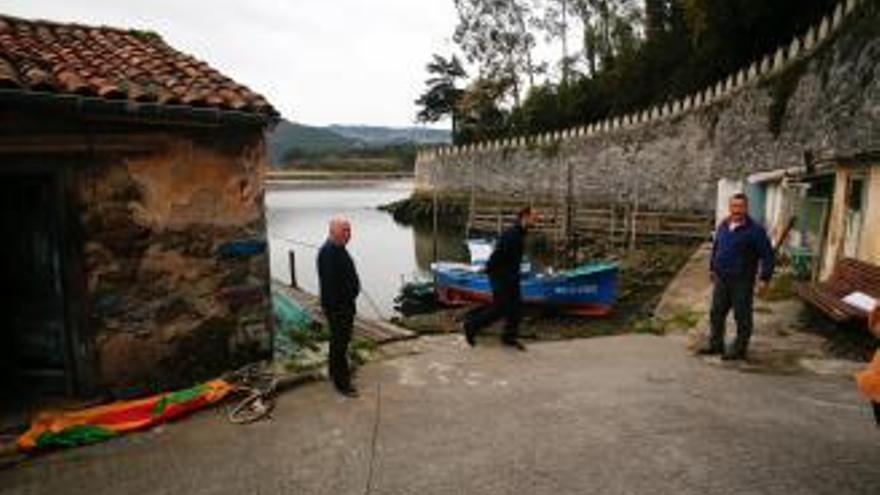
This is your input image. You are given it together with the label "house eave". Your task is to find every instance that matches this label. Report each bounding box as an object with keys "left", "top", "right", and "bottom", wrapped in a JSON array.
[{"left": 0, "top": 88, "right": 279, "bottom": 129}]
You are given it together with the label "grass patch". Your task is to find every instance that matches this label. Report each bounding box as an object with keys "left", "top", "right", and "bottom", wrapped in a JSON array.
[
  {"left": 630, "top": 310, "right": 702, "bottom": 336},
  {"left": 350, "top": 338, "right": 379, "bottom": 366},
  {"left": 758, "top": 272, "right": 797, "bottom": 302}
]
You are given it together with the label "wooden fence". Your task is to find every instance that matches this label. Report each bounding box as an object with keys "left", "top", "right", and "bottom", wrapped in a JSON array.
[{"left": 466, "top": 197, "right": 713, "bottom": 245}]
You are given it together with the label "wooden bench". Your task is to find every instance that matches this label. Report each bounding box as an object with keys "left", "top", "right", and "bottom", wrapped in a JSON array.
[{"left": 796, "top": 258, "right": 880, "bottom": 326}]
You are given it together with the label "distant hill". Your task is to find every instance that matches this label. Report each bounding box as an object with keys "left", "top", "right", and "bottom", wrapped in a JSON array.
[
  {"left": 266, "top": 121, "right": 360, "bottom": 165},
  {"left": 327, "top": 125, "right": 451, "bottom": 147},
  {"left": 267, "top": 120, "right": 451, "bottom": 166}
]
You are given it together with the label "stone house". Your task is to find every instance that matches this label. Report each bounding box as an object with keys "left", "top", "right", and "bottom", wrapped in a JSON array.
[
  {"left": 718, "top": 150, "right": 880, "bottom": 281},
  {"left": 0, "top": 15, "right": 279, "bottom": 401},
  {"left": 815, "top": 155, "right": 880, "bottom": 280}
]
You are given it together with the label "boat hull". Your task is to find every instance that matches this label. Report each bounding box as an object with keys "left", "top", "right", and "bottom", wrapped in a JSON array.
[{"left": 432, "top": 262, "right": 618, "bottom": 316}]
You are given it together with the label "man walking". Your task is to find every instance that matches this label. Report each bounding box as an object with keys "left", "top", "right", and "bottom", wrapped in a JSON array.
[
  {"left": 463, "top": 207, "right": 537, "bottom": 351},
  {"left": 317, "top": 216, "right": 361, "bottom": 397},
  {"left": 699, "top": 193, "right": 775, "bottom": 361}
]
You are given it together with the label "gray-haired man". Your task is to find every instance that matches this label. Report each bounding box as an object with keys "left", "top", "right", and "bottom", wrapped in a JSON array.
[{"left": 317, "top": 216, "right": 360, "bottom": 397}]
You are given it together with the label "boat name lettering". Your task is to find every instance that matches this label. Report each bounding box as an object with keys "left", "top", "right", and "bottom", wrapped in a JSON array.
[{"left": 553, "top": 285, "right": 599, "bottom": 295}]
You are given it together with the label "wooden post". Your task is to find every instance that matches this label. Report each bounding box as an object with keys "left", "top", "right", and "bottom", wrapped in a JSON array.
[
  {"left": 467, "top": 158, "right": 476, "bottom": 238},
  {"left": 432, "top": 188, "right": 439, "bottom": 262},
  {"left": 553, "top": 201, "right": 560, "bottom": 268},
  {"left": 609, "top": 206, "right": 616, "bottom": 244},
  {"left": 630, "top": 184, "right": 640, "bottom": 251},
  {"left": 565, "top": 159, "right": 574, "bottom": 264},
  {"left": 288, "top": 250, "right": 298, "bottom": 288}
]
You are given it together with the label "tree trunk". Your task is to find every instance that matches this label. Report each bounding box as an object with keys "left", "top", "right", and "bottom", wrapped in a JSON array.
[
  {"left": 561, "top": 0, "right": 569, "bottom": 84},
  {"left": 584, "top": 25, "right": 598, "bottom": 75},
  {"left": 601, "top": 0, "right": 611, "bottom": 64},
  {"left": 645, "top": 0, "right": 665, "bottom": 42}
]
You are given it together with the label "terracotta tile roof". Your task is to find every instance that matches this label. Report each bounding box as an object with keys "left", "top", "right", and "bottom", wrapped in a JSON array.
[{"left": 0, "top": 14, "right": 278, "bottom": 118}]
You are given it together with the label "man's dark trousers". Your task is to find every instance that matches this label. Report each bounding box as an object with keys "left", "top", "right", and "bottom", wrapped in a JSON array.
[
  {"left": 326, "top": 305, "right": 355, "bottom": 391},
  {"left": 709, "top": 275, "right": 754, "bottom": 353},
  {"left": 317, "top": 239, "right": 360, "bottom": 392},
  {"left": 466, "top": 274, "right": 521, "bottom": 341}
]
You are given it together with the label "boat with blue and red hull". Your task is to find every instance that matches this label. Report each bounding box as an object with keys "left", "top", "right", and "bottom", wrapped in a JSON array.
[{"left": 432, "top": 260, "right": 619, "bottom": 316}]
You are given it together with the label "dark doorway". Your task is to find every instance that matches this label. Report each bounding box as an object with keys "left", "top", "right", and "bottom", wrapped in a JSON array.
[{"left": 1, "top": 174, "right": 71, "bottom": 410}]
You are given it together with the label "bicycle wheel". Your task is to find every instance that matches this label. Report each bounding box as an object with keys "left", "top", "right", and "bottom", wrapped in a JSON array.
[{"left": 229, "top": 392, "right": 276, "bottom": 424}]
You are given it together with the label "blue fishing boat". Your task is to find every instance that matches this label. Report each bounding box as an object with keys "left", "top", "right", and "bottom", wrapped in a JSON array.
[{"left": 431, "top": 240, "right": 619, "bottom": 316}]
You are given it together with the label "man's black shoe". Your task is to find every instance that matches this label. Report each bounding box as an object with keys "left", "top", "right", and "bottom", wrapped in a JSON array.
[
  {"left": 696, "top": 346, "right": 724, "bottom": 356},
  {"left": 721, "top": 350, "right": 747, "bottom": 361},
  {"left": 336, "top": 386, "right": 360, "bottom": 398},
  {"left": 501, "top": 338, "right": 527, "bottom": 352},
  {"left": 463, "top": 323, "right": 476, "bottom": 347}
]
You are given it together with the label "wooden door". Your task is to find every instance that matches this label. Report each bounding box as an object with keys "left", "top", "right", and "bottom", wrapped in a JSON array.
[{"left": 0, "top": 175, "right": 69, "bottom": 396}]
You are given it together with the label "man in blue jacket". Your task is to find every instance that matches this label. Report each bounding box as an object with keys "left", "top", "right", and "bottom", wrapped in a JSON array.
[
  {"left": 463, "top": 207, "right": 537, "bottom": 351},
  {"left": 699, "top": 193, "right": 775, "bottom": 361},
  {"left": 317, "top": 216, "right": 361, "bottom": 397}
]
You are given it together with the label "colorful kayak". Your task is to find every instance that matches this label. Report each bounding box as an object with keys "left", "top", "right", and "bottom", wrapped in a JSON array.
[
  {"left": 17, "top": 379, "right": 234, "bottom": 452},
  {"left": 432, "top": 260, "right": 619, "bottom": 316}
]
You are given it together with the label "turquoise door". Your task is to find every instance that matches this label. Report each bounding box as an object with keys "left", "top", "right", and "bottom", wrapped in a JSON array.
[{"left": 746, "top": 183, "right": 767, "bottom": 225}]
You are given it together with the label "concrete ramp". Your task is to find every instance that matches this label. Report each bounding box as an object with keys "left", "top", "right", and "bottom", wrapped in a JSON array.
[{"left": 654, "top": 243, "right": 714, "bottom": 319}]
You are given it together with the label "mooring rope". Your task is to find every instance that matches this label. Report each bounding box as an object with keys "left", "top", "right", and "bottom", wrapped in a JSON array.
[{"left": 269, "top": 234, "right": 388, "bottom": 321}]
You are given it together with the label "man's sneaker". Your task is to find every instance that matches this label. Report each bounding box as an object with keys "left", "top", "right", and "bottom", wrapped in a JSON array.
[
  {"left": 721, "top": 349, "right": 747, "bottom": 361},
  {"left": 501, "top": 338, "right": 527, "bottom": 352},
  {"left": 336, "top": 386, "right": 359, "bottom": 398},
  {"left": 696, "top": 345, "right": 724, "bottom": 356}
]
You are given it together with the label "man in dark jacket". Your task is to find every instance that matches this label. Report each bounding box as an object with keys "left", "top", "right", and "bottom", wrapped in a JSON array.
[
  {"left": 463, "top": 207, "right": 537, "bottom": 351},
  {"left": 317, "top": 216, "right": 361, "bottom": 397},
  {"left": 699, "top": 193, "right": 775, "bottom": 361}
]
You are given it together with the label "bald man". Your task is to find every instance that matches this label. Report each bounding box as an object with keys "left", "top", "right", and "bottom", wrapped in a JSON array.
[{"left": 317, "top": 217, "right": 361, "bottom": 398}]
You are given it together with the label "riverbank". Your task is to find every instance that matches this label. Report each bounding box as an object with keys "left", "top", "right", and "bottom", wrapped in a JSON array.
[
  {"left": 265, "top": 171, "right": 413, "bottom": 186},
  {"left": 394, "top": 240, "right": 874, "bottom": 378},
  {"left": 393, "top": 242, "right": 701, "bottom": 340},
  {"left": 378, "top": 192, "right": 469, "bottom": 227}
]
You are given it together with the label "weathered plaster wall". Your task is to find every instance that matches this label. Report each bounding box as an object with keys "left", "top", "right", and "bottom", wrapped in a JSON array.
[
  {"left": 820, "top": 168, "right": 852, "bottom": 279},
  {"left": 415, "top": 0, "right": 880, "bottom": 213},
  {"left": 79, "top": 132, "right": 272, "bottom": 391},
  {"left": 857, "top": 165, "right": 880, "bottom": 264},
  {"left": 819, "top": 164, "right": 880, "bottom": 280}
]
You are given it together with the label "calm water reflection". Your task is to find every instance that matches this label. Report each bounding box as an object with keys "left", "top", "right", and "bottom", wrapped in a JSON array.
[{"left": 265, "top": 181, "right": 466, "bottom": 317}]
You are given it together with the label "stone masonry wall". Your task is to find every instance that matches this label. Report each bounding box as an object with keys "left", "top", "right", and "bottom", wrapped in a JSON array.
[
  {"left": 78, "top": 132, "right": 272, "bottom": 391},
  {"left": 415, "top": 0, "right": 880, "bottom": 212}
]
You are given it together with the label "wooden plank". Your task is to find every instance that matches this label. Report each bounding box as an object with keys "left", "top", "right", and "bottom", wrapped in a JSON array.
[
  {"left": 272, "top": 283, "right": 415, "bottom": 344},
  {"left": 796, "top": 258, "right": 880, "bottom": 325}
]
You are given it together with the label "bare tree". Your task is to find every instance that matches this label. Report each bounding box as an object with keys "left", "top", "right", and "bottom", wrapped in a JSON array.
[{"left": 453, "top": 0, "right": 539, "bottom": 107}]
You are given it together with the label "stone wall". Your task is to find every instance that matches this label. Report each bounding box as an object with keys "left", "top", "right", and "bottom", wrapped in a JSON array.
[
  {"left": 415, "top": 0, "right": 880, "bottom": 212},
  {"left": 79, "top": 131, "right": 272, "bottom": 391}
]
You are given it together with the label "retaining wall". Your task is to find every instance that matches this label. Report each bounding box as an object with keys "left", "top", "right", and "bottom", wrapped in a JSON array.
[{"left": 416, "top": 0, "right": 880, "bottom": 212}]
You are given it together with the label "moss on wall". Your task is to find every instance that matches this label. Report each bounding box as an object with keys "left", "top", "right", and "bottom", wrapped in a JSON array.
[
  {"left": 765, "top": 59, "right": 808, "bottom": 138},
  {"left": 80, "top": 133, "right": 273, "bottom": 391}
]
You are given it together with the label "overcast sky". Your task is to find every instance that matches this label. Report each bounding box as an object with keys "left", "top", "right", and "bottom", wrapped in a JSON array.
[{"left": 4, "top": 0, "right": 460, "bottom": 127}]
